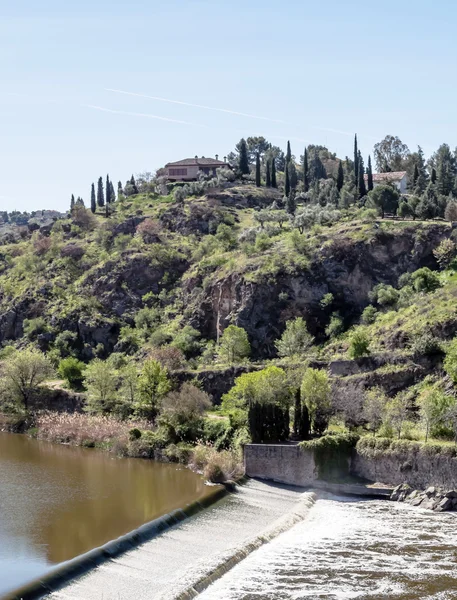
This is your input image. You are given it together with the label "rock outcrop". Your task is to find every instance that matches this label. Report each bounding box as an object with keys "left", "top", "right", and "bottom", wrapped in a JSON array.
[{"left": 390, "top": 483, "right": 457, "bottom": 512}]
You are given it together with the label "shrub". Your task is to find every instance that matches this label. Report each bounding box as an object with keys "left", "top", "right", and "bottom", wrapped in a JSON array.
[
  {"left": 301, "top": 368, "right": 331, "bottom": 435},
  {"left": 325, "top": 313, "right": 344, "bottom": 338},
  {"left": 58, "top": 357, "right": 86, "bottom": 389},
  {"left": 410, "top": 332, "right": 443, "bottom": 357},
  {"left": 433, "top": 239, "right": 456, "bottom": 270},
  {"left": 369, "top": 283, "right": 399, "bottom": 307},
  {"left": 136, "top": 218, "right": 161, "bottom": 243},
  {"left": 159, "top": 383, "right": 211, "bottom": 443},
  {"left": 444, "top": 338, "right": 457, "bottom": 383},
  {"left": 54, "top": 330, "right": 78, "bottom": 357},
  {"left": 348, "top": 328, "right": 370, "bottom": 359},
  {"left": 148, "top": 345, "right": 186, "bottom": 370},
  {"left": 23, "top": 317, "right": 50, "bottom": 340},
  {"left": 361, "top": 305, "right": 378, "bottom": 325},
  {"left": 410, "top": 267, "right": 440, "bottom": 293},
  {"left": 275, "top": 317, "right": 314, "bottom": 357},
  {"left": 190, "top": 444, "right": 243, "bottom": 483}
]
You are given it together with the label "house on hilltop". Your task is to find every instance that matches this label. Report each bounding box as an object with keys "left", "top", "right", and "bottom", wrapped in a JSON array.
[
  {"left": 165, "top": 155, "right": 230, "bottom": 181},
  {"left": 365, "top": 171, "right": 409, "bottom": 194}
]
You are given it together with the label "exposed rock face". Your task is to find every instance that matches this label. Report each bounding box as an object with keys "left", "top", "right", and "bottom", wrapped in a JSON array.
[
  {"left": 390, "top": 483, "right": 457, "bottom": 512},
  {"left": 188, "top": 224, "right": 449, "bottom": 357}
]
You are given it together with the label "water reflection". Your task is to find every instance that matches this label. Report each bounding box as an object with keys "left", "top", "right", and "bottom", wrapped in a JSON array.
[{"left": 0, "top": 432, "right": 210, "bottom": 596}]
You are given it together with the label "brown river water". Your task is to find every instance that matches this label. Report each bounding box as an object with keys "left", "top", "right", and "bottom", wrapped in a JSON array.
[{"left": 0, "top": 432, "right": 211, "bottom": 598}]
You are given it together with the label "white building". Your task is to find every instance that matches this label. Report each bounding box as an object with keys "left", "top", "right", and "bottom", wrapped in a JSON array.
[{"left": 368, "top": 171, "right": 409, "bottom": 194}]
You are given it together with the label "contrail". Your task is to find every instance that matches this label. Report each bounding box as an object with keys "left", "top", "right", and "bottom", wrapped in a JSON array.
[
  {"left": 83, "top": 104, "right": 206, "bottom": 127},
  {"left": 105, "top": 88, "right": 286, "bottom": 124}
]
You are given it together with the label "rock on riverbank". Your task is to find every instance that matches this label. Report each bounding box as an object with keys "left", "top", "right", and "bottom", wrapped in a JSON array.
[{"left": 390, "top": 483, "right": 457, "bottom": 512}]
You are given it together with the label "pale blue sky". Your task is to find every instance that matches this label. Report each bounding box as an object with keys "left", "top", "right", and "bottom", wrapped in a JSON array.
[{"left": 2, "top": 0, "right": 457, "bottom": 212}]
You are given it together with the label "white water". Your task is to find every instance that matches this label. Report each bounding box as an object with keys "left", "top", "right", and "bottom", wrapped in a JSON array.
[
  {"left": 49, "top": 480, "right": 307, "bottom": 600},
  {"left": 199, "top": 495, "right": 457, "bottom": 600}
]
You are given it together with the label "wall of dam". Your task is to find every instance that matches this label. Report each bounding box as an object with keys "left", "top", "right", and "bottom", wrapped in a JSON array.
[{"left": 244, "top": 439, "right": 457, "bottom": 492}]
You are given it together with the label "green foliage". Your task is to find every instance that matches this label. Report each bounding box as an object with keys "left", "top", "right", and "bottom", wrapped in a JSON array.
[
  {"left": 348, "top": 327, "right": 370, "bottom": 358},
  {"left": 135, "top": 359, "right": 171, "bottom": 421},
  {"left": 54, "top": 330, "right": 78, "bottom": 358},
  {"left": 300, "top": 433, "right": 359, "bottom": 480},
  {"left": 361, "top": 305, "right": 378, "bottom": 324},
  {"left": 433, "top": 239, "right": 456, "bottom": 269},
  {"left": 300, "top": 368, "right": 331, "bottom": 435},
  {"left": 410, "top": 332, "right": 443, "bottom": 357},
  {"left": 0, "top": 349, "right": 53, "bottom": 412},
  {"left": 84, "top": 358, "right": 119, "bottom": 414},
  {"left": 23, "top": 317, "right": 50, "bottom": 340},
  {"left": 275, "top": 317, "right": 314, "bottom": 358},
  {"left": 417, "top": 383, "right": 452, "bottom": 442},
  {"left": 362, "top": 387, "right": 388, "bottom": 433},
  {"left": 410, "top": 267, "right": 440, "bottom": 293},
  {"left": 58, "top": 357, "right": 86, "bottom": 389},
  {"left": 444, "top": 338, "right": 457, "bottom": 383},
  {"left": 367, "top": 184, "right": 400, "bottom": 217},
  {"left": 159, "top": 383, "right": 211, "bottom": 443},
  {"left": 369, "top": 283, "right": 399, "bottom": 307},
  {"left": 217, "top": 325, "right": 250, "bottom": 364},
  {"left": 325, "top": 313, "right": 344, "bottom": 338},
  {"left": 171, "top": 325, "right": 201, "bottom": 357}
]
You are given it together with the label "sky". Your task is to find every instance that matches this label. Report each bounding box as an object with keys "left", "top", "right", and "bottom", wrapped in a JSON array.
[{"left": 2, "top": 0, "right": 457, "bottom": 212}]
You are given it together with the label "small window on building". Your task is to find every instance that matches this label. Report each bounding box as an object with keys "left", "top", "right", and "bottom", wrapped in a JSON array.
[{"left": 169, "top": 168, "right": 188, "bottom": 176}]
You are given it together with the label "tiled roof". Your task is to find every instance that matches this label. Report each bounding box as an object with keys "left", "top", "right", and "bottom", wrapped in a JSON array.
[
  {"left": 371, "top": 171, "right": 407, "bottom": 182},
  {"left": 165, "top": 157, "right": 229, "bottom": 167}
]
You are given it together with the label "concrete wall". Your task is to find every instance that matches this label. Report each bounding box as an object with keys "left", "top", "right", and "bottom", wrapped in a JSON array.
[
  {"left": 352, "top": 449, "right": 457, "bottom": 490},
  {"left": 244, "top": 444, "right": 317, "bottom": 486}
]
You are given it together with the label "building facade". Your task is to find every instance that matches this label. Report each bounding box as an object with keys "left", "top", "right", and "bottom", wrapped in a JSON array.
[{"left": 165, "top": 156, "right": 231, "bottom": 181}]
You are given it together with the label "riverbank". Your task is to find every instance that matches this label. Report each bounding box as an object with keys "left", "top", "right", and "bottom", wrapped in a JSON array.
[{"left": 0, "top": 411, "right": 244, "bottom": 484}]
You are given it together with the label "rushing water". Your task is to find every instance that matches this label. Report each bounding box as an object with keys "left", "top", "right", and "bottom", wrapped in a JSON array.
[
  {"left": 199, "top": 495, "right": 457, "bottom": 600},
  {"left": 0, "top": 432, "right": 211, "bottom": 598}
]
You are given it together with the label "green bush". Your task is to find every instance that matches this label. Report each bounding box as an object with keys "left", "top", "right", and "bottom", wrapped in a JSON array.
[
  {"left": 348, "top": 328, "right": 370, "bottom": 358},
  {"left": 410, "top": 332, "right": 443, "bottom": 357},
  {"left": 300, "top": 433, "right": 359, "bottom": 480},
  {"left": 58, "top": 357, "right": 86, "bottom": 389},
  {"left": 361, "top": 305, "right": 378, "bottom": 325},
  {"left": 23, "top": 317, "right": 50, "bottom": 340}
]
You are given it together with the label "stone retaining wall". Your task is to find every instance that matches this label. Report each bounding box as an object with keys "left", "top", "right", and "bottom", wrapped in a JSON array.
[{"left": 244, "top": 444, "right": 317, "bottom": 486}]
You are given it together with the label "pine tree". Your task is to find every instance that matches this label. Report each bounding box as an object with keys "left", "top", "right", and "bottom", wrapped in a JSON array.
[
  {"left": 106, "top": 175, "right": 111, "bottom": 204},
  {"left": 354, "top": 134, "right": 359, "bottom": 182},
  {"left": 110, "top": 181, "right": 116, "bottom": 202},
  {"left": 118, "top": 181, "right": 123, "bottom": 197},
  {"left": 70, "top": 194, "right": 75, "bottom": 211},
  {"left": 431, "top": 168, "right": 437, "bottom": 184},
  {"left": 303, "top": 148, "right": 309, "bottom": 192},
  {"left": 271, "top": 159, "right": 277, "bottom": 188},
  {"left": 97, "top": 177, "right": 105, "bottom": 207},
  {"left": 367, "top": 155, "right": 374, "bottom": 191},
  {"left": 336, "top": 161, "right": 344, "bottom": 192},
  {"left": 284, "top": 164, "right": 290, "bottom": 197},
  {"left": 286, "top": 190, "right": 296, "bottom": 215},
  {"left": 415, "top": 146, "right": 428, "bottom": 195},
  {"left": 286, "top": 140, "right": 291, "bottom": 163},
  {"left": 255, "top": 153, "right": 261, "bottom": 187},
  {"left": 266, "top": 161, "right": 271, "bottom": 187},
  {"left": 358, "top": 152, "right": 367, "bottom": 199},
  {"left": 238, "top": 139, "right": 250, "bottom": 175},
  {"left": 90, "top": 183, "right": 96, "bottom": 214}
]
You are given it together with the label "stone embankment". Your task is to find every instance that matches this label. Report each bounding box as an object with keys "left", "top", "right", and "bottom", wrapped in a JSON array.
[{"left": 390, "top": 483, "right": 457, "bottom": 512}]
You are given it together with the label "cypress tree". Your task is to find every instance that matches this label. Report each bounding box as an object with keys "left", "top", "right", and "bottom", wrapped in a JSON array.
[
  {"left": 413, "top": 163, "right": 419, "bottom": 187},
  {"left": 293, "top": 389, "right": 301, "bottom": 438},
  {"left": 298, "top": 402, "right": 310, "bottom": 440},
  {"left": 75, "top": 197, "right": 85, "bottom": 207},
  {"left": 118, "top": 181, "right": 123, "bottom": 196},
  {"left": 238, "top": 138, "right": 250, "bottom": 175},
  {"left": 358, "top": 152, "right": 367, "bottom": 199},
  {"left": 97, "top": 177, "right": 105, "bottom": 207},
  {"left": 110, "top": 181, "right": 116, "bottom": 202},
  {"left": 90, "top": 183, "right": 96, "bottom": 214},
  {"left": 336, "top": 161, "right": 344, "bottom": 192},
  {"left": 431, "top": 168, "right": 437, "bottom": 184},
  {"left": 70, "top": 194, "right": 75, "bottom": 211},
  {"left": 255, "top": 153, "right": 261, "bottom": 187},
  {"left": 286, "top": 190, "right": 296, "bottom": 215},
  {"left": 271, "top": 159, "right": 277, "bottom": 188},
  {"left": 130, "top": 175, "right": 139, "bottom": 195},
  {"left": 106, "top": 175, "right": 111, "bottom": 205},
  {"left": 286, "top": 140, "right": 291, "bottom": 163},
  {"left": 289, "top": 162, "right": 298, "bottom": 190},
  {"left": 303, "top": 148, "right": 309, "bottom": 192},
  {"left": 367, "top": 155, "right": 374, "bottom": 191},
  {"left": 284, "top": 164, "right": 290, "bottom": 197},
  {"left": 354, "top": 134, "right": 359, "bottom": 182},
  {"left": 266, "top": 161, "right": 271, "bottom": 187}
]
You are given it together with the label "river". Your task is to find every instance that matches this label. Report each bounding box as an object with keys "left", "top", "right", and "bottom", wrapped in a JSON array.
[{"left": 0, "top": 432, "right": 211, "bottom": 598}]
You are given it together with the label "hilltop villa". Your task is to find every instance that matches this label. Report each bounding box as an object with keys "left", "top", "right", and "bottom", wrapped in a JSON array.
[
  {"left": 365, "top": 171, "right": 409, "bottom": 194},
  {"left": 165, "top": 155, "right": 231, "bottom": 181}
]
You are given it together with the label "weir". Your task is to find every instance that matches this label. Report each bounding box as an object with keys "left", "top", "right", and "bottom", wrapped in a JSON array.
[{"left": 44, "top": 479, "right": 308, "bottom": 600}]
